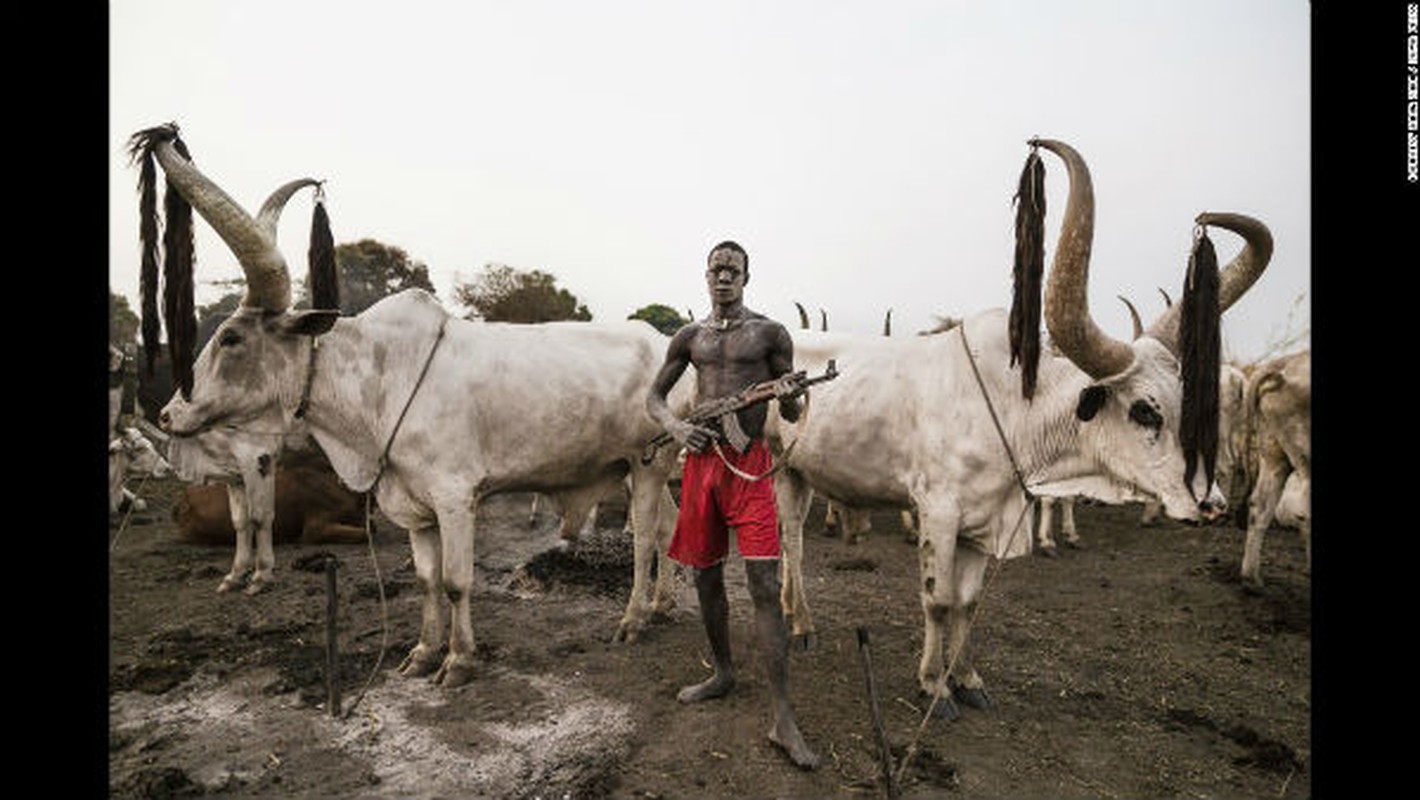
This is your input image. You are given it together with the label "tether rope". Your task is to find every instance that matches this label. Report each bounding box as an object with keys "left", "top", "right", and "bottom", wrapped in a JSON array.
[
  {"left": 340, "top": 317, "right": 446, "bottom": 720},
  {"left": 893, "top": 324, "right": 1036, "bottom": 787}
]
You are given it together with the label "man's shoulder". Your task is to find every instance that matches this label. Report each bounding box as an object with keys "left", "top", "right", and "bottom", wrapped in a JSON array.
[{"left": 743, "top": 309, "right": 786, "bottom": 330}]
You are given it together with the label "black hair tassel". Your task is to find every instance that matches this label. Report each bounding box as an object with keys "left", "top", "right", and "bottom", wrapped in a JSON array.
[
  {"left": 1179, "top": 226, "right": 1222, "bottom": 497},
  {"left": 1010, "top": 147, "right": 1046, "bottom": 399}
]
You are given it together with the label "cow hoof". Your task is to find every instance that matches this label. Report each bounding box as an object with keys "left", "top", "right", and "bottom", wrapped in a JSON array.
[
  {"left": 397, "top": 649, "right": 441, "bottom": 678},
  {"left": 435, "top": 658, "right": 477, "bottom": 689},
  {"left": 952, "top": 684, "right": 993, "bottom": 711},
  {"left": 244, "top": 578, "right": 273, "bottom": 596},
  {"left": 614, "top": 621, "right": 644, "bottom": 644},
  {"left": 1037, "top": 546, "right": 1058, "bottom": 559},
  {"left": 921, "top": 690, "right": 961, "bottom": 721},
  {"left": 216, "top": 575, "right": 245, "bottom": 594},
  {"left": 1064, "top": 539, "right": 1084, "bottom": 550}
]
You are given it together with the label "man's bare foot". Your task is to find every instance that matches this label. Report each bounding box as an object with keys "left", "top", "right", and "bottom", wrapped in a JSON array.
[
  {"left": 677, "top": 673, "right": 735, "bottom": 703},
  {"left": 768, "top": 721, "right": 820, "bottom": 770}
]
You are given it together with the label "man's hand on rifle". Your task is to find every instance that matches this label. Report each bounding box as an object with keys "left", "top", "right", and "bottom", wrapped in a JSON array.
[
  {"left": 778, "top": 393, "right": 802, "bottom": 424},
  {"left": 773, "top": 373, "right": 804, "bottom": 423},
  {"left": 672, "top": 419, "right": 718, "bottom": 454}
]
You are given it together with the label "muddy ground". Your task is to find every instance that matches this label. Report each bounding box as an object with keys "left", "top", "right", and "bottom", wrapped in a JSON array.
[{"left": 108, "top": 476, "right": 1312, "bottom": 798}]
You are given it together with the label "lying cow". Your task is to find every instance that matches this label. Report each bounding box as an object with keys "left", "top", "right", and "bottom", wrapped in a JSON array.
[
  {"left": 109, "top": 426, "right": 172, "bottom": 515},
  {"left": 172, "top": 447, "right": 370, "bottom": 546}
]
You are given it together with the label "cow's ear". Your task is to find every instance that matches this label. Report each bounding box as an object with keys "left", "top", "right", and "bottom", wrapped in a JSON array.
[
  {"left": 1076, "top": 384, "right": 1110, "bottom": 421},
  {"left": 284, "top": 309, "right": 341, "bottom": 337}
]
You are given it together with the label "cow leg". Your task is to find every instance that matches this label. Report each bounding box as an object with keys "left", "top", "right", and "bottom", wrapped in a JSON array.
[
  {"left": 433, "top": 504, "right": 479, "bottom": 688},
  {"left": 944, "top": 544, "right": 992, "bottom": 711},
  {"left": 399, "top": 524, "right": 445, "bottom": 678},
  {"left": 1035, "top": 497, "right": 1059, "bottom": 557},
  {"left": 244, "top": 470, "right": 279, "bottom": 595},
  {"left": 900, "top": 508, "right": 918, "bottom": 543},
  {"left": 648, "top": 484, "right": 682, "bottom": 617},
  {"left": 822, "top": 501, "right": 841, "bottom": 538},
  {"left": 551, "top": 484, "right": 605, "bottom": 543},
  {"left": 1240, "top": 459, "right": 1288, "bottom": 588},
  {"left": 616, "top": 466, "right": 668, "bottom": 642},
  {"left": 774, "top": 468, "right": 816, "bottom": 649},
  {"left": 843, "top": 506, "right": 872, "bottom": 546},
  {"left": 1139, "top": 497, "right": 1163, "bottom": 527},
  {"left": 916, "top": 500, "right": 964, "bottom": 719},
  {"left": 218, "top": 482, "right": 254, "bottom": 594},
  {"left": 1060, "top": 496, "right": 1081, "bottom": 547}
]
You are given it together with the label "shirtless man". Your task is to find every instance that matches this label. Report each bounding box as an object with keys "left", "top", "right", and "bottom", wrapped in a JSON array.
[{"left": 646, "top": 240, "right": 820, "bottom": 771}]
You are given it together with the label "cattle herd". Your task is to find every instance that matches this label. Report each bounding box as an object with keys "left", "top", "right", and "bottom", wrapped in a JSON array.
[{"left": 110, "top": 123, "right": 1310, "bottom": 770}]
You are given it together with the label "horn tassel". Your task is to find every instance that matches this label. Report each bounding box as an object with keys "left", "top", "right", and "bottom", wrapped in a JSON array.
[
  {"left": 1009, "top": 148, "right": 1046, "bottom": 399},
  {"left": 134, "top": 144, "right": 162, "bottom": 378},
  {"left": 1179, "top": 228, "right": 1222, "bottom": 498},
  {"left": 161, "top": 135, "right": 197, "bottom": 401},
  {"left": 308, "top": 185, "right": 340, "bottom": 311}
]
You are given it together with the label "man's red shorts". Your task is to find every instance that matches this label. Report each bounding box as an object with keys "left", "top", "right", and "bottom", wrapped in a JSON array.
[{"left": 667, "top": 440, "right": 781, "bottom": 569}]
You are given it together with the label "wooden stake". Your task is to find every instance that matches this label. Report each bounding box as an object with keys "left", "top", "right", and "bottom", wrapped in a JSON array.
[
  {"left": 857, "top": 626, "right": 898, "bottom": 798},
  {"left": 325, "top": 556, "right": 341, "bottom": 718}
]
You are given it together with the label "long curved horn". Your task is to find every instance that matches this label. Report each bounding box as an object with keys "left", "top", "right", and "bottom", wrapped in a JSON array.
[
  {"left": 883, "top": 308, "right": 893, "bottom": 337},
  {"left": 795, "top": 302, "right": 809, "bottom": 329},
  {"left": 1117, "top": 295, "right": 1144, "bottom": 339},
  {"left": 147, "top": 134, "right": 316, "bottom": 312},
  {"left": 1157, "top": 286, "right": 1173, "bottom": 308},
  {"left": 819, "top": 308, "right": 828, "bottom": 332},
  {"left": 1145, "top": 212, "right": 1273, "bottom": 353},
  {"left": 1035, "top": 138, "right": 1133, "bottom": 380}
]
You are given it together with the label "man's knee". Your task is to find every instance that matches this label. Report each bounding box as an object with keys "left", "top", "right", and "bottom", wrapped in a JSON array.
[{"left": 744, "top": 558, "right": 782, "bottom": 603}]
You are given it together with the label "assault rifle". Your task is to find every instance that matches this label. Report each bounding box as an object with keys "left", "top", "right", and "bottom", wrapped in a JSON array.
[{"left": 641, "top": 359, "right": 838, "bottom": 464}]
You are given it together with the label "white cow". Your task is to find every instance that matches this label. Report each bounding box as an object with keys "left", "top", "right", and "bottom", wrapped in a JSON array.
[
  {"left": 1237, "top": 349, "right": 1310, "bottom": 587},
  {"left": 133, "top": 123, "right": 690, "bottom": 690},
  {"left": 108, "top": 426, "right": 172, "bottom": 515},
  {"left": 1042, "top": 362, "right": 1250, "bottom": 547},
  {"left": 1041, "top": 294, "right": 1251, "bottom": 546},
  {"left": 766, "top": 138, "right": 1272, "bottom": 720},
  {"left": 164, "top": 407, "right": 312, "bottom": 595}
]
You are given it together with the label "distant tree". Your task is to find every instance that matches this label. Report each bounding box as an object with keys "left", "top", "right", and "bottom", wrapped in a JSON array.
[
  {"left": 335, "top": 238, "right": 438, "bottom": 316},
  {"left": 110, "top": 291, "right": 141, "bottom": 349},
  {"left": 453, "top": 264, "right": 592, "bottom": 323},
  {"left": 1255, "top": 290, "right": 1310, "bottom": 362},
  {"left": 628, "top": 303, "right": 690, "bottom": 336},
  {"left": 196, "top": 289, "right": 243, "bottom": 352}
]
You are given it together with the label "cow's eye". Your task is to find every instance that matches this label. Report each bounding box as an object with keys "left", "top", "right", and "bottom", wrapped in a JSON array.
[
  {"left": 219, "top": 329, "right": 243, "bottom": 347},
  {"left": 1128, "top": 400, "right": 1163, "bottom": 431}
]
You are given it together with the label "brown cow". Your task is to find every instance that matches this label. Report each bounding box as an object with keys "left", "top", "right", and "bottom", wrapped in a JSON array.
[{"left": 173, "top": 448, "right": 370, "bottom": 546}]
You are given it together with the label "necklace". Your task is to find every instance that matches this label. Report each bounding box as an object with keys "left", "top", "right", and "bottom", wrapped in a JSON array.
[{"left": 712, "top": 309, "right": 746, "bottom": 331}]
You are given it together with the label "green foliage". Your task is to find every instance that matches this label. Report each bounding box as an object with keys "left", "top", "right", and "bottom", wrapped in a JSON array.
[
  {"left": 110, "top": 291, "right": 141, "bottom": 349},
  {"left": 453, "top": 264, "right": 592, "bottom": 323},
  {"left": 333, "top": 239, "right": 438, "bottom": 315},
  {"left": 196, "top": 290, "right": 243, "bottom": 351},
  {"left": 628, "top": 303, "right": 690, "bottom": 336}
]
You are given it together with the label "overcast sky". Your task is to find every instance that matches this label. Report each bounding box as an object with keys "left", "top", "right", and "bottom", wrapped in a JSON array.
[{"left": 109, "top": 0, "right": 1309, "bottom": 363}]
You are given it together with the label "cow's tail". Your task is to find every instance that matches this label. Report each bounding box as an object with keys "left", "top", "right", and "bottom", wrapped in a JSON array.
[
  {"left": 127, "top": 122, "right": 195, "bottom": 395},
  {"left": 1179, "top": 225, "right": 1222, "bottom": 500},
  {"left": 1009, "top": 144, "right": 1046, "bottom": 400}
]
